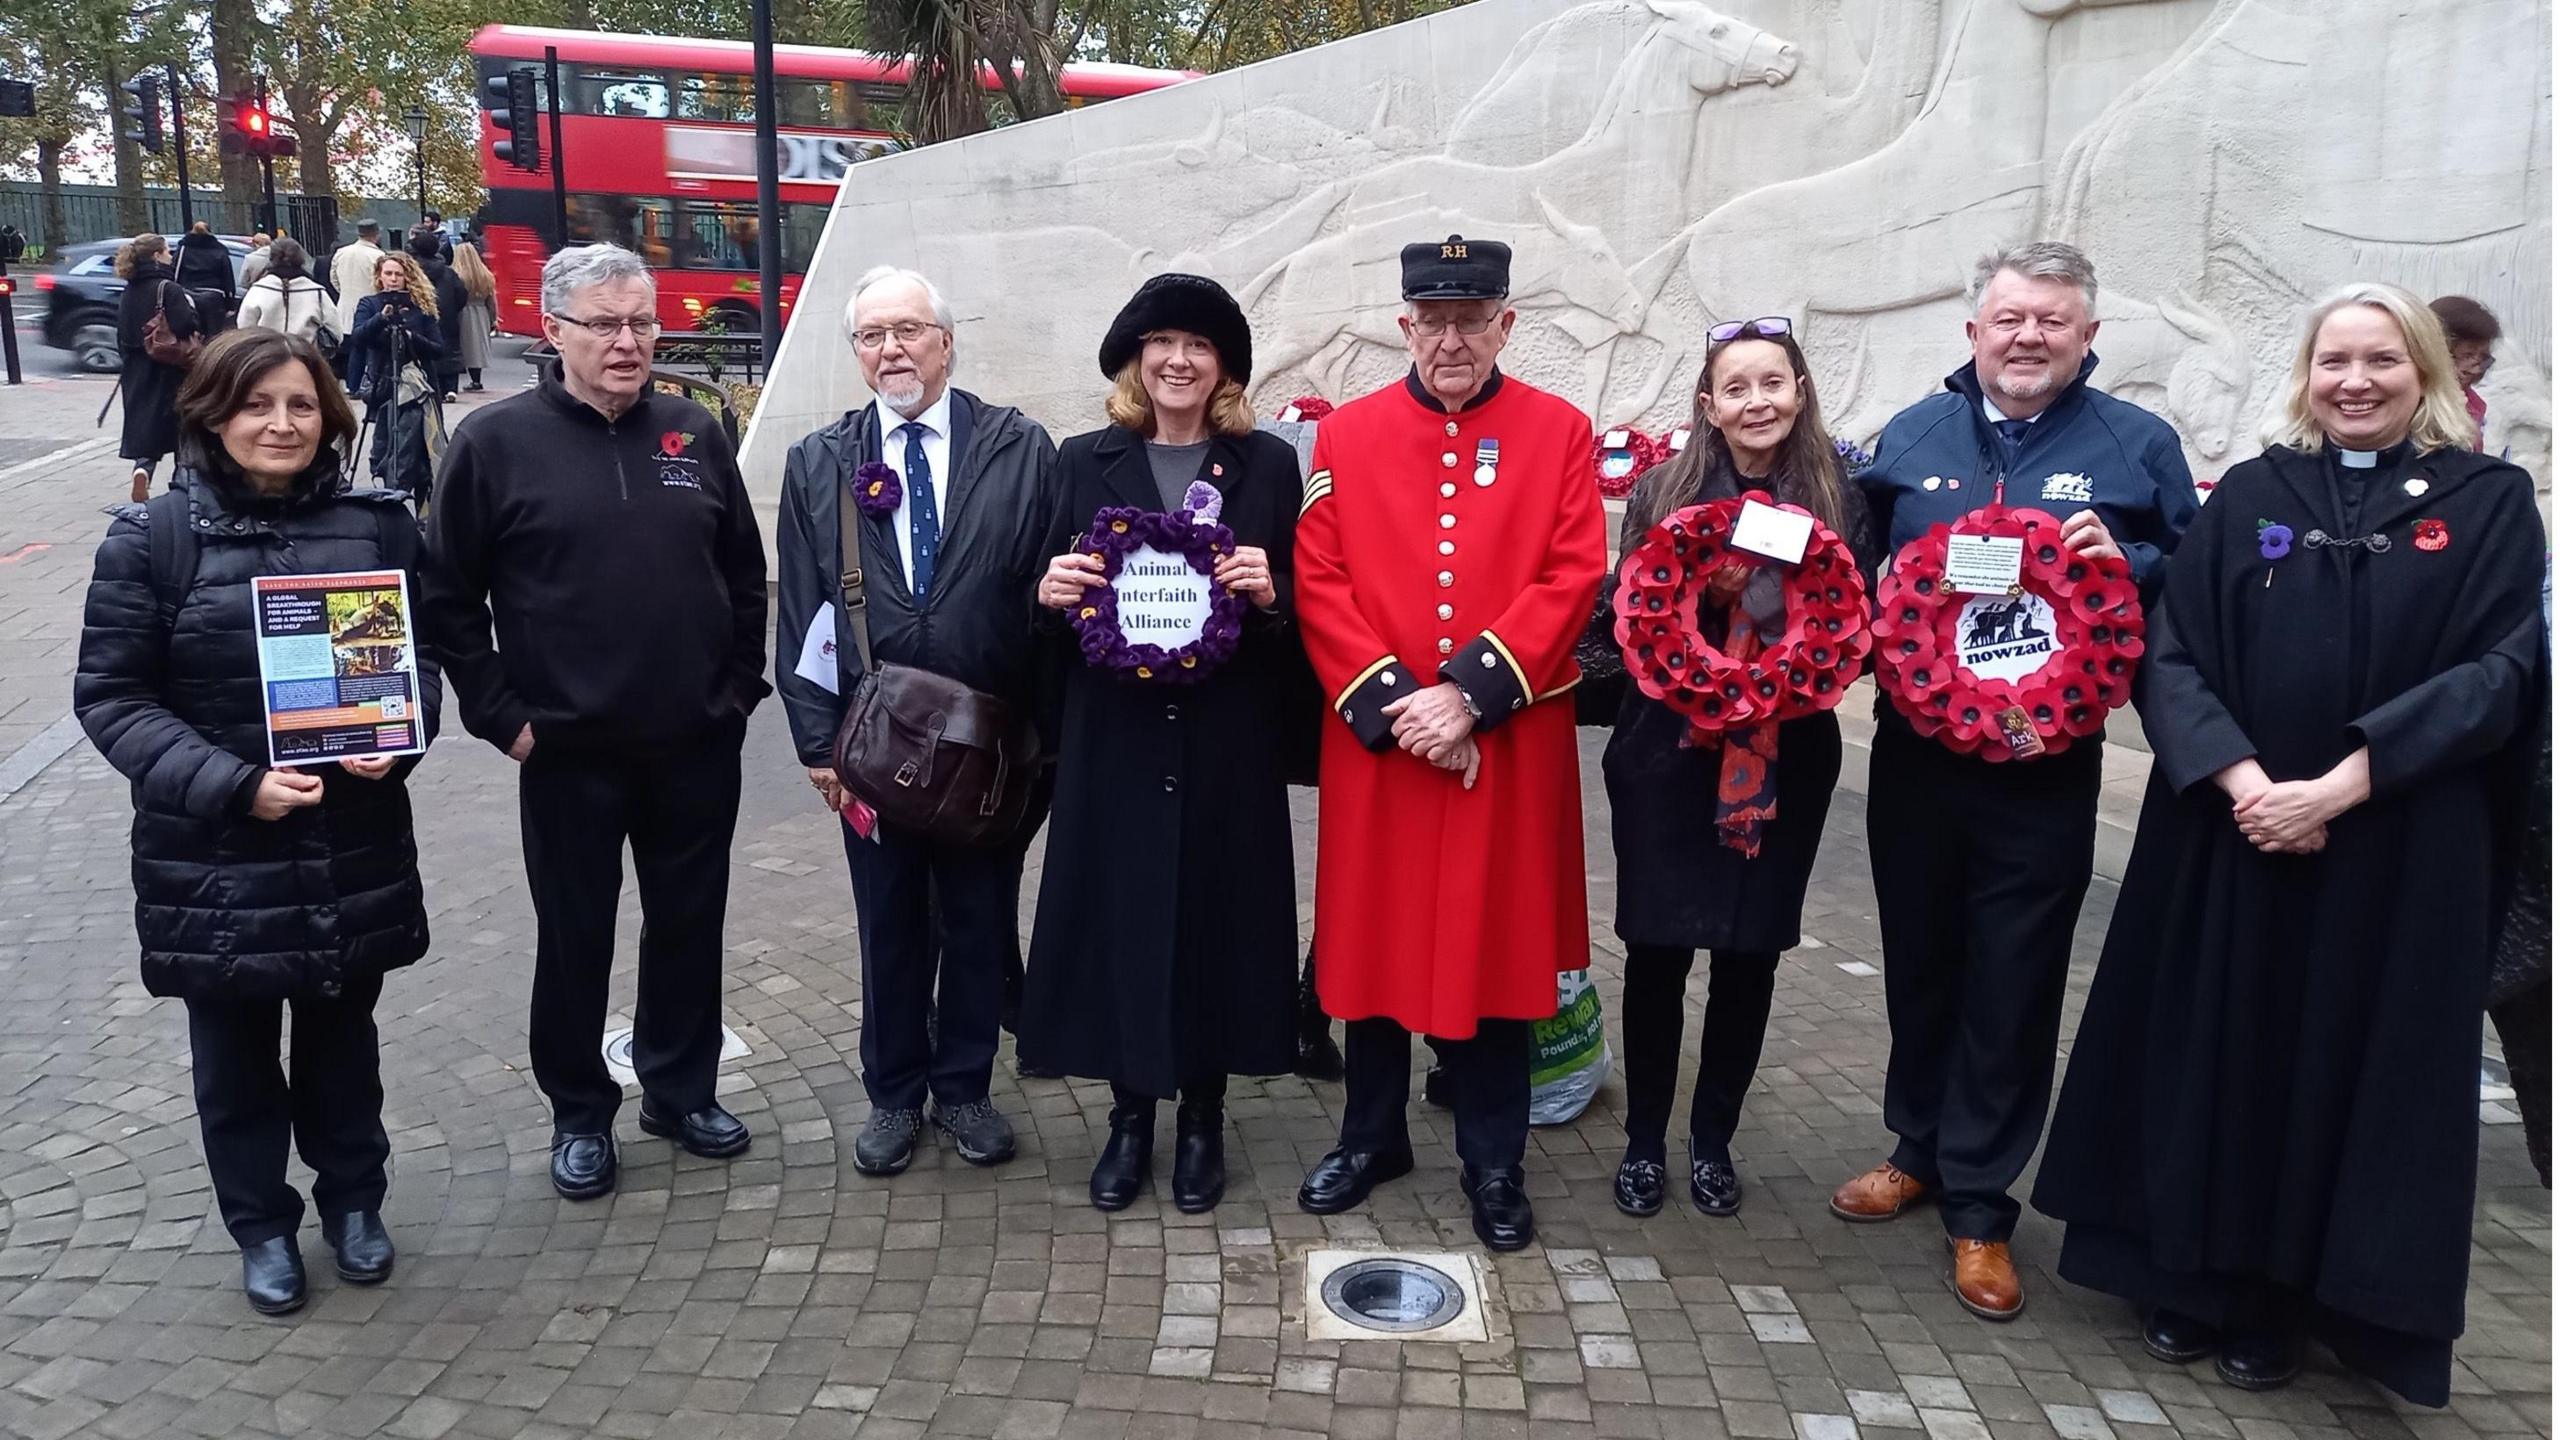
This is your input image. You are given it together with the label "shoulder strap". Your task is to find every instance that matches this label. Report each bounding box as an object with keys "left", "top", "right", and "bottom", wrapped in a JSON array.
[
  {"left": 837, "top": 455, "right": 876, "bottom": 675},
  {"left": 143, "top": 490, "right": 200, "bottom": 628}
]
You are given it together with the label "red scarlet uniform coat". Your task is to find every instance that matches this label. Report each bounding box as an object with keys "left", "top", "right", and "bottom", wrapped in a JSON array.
[{"left": 1296, "top": 371, "right": 1606, "bottom": 1038}]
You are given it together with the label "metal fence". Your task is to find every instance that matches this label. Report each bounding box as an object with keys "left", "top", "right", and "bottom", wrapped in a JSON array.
[{"left": 0, "top": 183, "right": 398, "bottom": 261}]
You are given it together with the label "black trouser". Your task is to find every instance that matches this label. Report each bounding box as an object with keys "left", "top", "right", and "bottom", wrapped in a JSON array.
[
  {"left": 2491, "top": 982, "right": 2552, "bottom": 1187},
  {"left": 1866, "top": 722, "right": 2100, "bottom": 1241},
  {"left": 843, "top": 821, "right": 1024, "bottom": 1111},
  {"left": 366, "top": 397, "right": 431, "bottom": 497},
  {"left": 1619, "top": 944, "right": 1779, "bottom": 1166},
  {"left": 519, "top": 730, "right": 743, "bottom": 1135},
  {"left": 1341, "top": 1017, "right": 1529, "bottom": 1171},
  {"left": 1110, "top": 1074, "right": 1226, "bottom": 1118},
  {"left": 184, "top": 972, "right": 390, "bottom": 1247}
]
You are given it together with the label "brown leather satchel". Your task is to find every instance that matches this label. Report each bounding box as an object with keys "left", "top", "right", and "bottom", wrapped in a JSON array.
[
  {"left": 142, "top": 281, "right": 200, "bottom": 368},
  {"left": 829, "top": 467, "right": 1039, "bottom": 847}
]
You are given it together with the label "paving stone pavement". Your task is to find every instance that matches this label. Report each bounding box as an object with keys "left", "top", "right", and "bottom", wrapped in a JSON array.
[{"left": 0, "top": 378, "right": 2544, "bottom": 1439}]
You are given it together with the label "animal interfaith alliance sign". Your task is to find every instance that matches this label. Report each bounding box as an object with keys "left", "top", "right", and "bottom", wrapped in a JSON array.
[{"left": 1069, "top": 482, "right": 1248, "bottom": 683}]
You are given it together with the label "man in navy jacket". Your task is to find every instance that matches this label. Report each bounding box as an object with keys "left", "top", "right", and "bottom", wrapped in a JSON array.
[{"left": 1829, "top": 241, "right": 2197, "bottom": 1322}]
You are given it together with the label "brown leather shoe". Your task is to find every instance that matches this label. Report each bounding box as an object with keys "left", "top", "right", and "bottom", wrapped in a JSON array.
[
  {"left": 1829, "top": 1160, "right": 1932, "bottom": 1222},
  {"left": 1949, "top": 1238, "right": 2023, "bottom": 1320}
]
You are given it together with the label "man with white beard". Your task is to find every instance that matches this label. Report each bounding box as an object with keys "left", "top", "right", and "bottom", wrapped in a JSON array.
[{"left": 772, "top": 266, "right": 1062, "bottom": 1177}]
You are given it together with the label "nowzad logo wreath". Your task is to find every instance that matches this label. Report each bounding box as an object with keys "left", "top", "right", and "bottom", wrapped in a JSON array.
[
  {"left": 1870, "top": 505, "right": 2145, "bottom": 761},
  {"left": 1611, "top": 495, "right": 1873, "bottom": 736}
]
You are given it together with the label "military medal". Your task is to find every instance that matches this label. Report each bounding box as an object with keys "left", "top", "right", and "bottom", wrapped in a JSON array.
[{"left": 1475, "top": 438, "right": 1499, "bottom": 487}]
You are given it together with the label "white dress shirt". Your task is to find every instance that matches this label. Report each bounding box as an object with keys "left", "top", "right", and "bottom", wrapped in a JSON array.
[{"left": 874, "top": 388, "right": 954, "bottom": 591}]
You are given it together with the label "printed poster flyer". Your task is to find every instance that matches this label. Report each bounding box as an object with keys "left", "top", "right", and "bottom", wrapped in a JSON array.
[{"left": 251, "top": 570, "right": 427, "bottom": 765}]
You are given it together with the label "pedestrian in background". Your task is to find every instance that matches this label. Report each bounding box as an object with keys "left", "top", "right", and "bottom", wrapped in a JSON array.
[
  {"left": 453, "top": 241, "right": 499, "bottom": 392},
  {"left": 408, "top": 230, "right": 470, "bottom": 403},
  {"left": 420, "top": 244, "right": 770, "bottom": 1203},
  {"left": 2427, "top": 294, "right": 2501, "bottom": 450},
  {"left": 331, "top": 220, "right": 386, "bottom": 334},
  {"left": 74, "top": 329, "right": 437, "bottom": 1317},
  {"left": 1584, "top": 316, "right": 1879, "bottom": 1222},
  {"left": 1021, "top": 274, "right": 1307, "bottom": 1213},
  {"left": 115, "top": 233, "right": 199, "bottom": 504},
  {"left": 236, "top": 238, "right": 331, "bottom": 345},
  {"left": 176, "top": 221, "right": 238, "bottom": 334},
  {"left": 2035, "top": 283, "right": 2544, "bottom": 1403},
  {"left": 241, "top": 233, "right": 274, "bottom": 286},
  {"left": 345, "top": 254, "right": 445, "bottom": 498}
]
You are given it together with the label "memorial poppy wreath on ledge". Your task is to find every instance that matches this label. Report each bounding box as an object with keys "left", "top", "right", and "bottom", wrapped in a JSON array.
[
  {"left": 1593, "top": 429, "right": 1670, "bottom": 499},
  {"left": 1278, "top": 395, "right": 1335, "bottom": 423},
  {"left": 1068, "top": 481, "right": 1247, "bottom": 684},
  {"left": 1870, "top": 505, "right": 2145, "bottom": 762}
]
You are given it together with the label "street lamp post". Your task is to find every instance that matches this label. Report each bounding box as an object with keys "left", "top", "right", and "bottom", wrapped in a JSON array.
[{"left": 403, "top": 106, "right": 429, "bottom": 230}]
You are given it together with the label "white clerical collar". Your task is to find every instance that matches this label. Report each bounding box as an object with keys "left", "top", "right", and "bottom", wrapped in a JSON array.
[
  {"left": 875, "top": 388, "right": 952, "bottom": 442},
  {"left": 1982, "top": 394, "right": 2045, "bottom": 426},
  {"left": 2338, "top": 448, "right": 2381, "bottom": 468}
]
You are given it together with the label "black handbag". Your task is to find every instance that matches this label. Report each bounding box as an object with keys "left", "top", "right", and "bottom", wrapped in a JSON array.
[{"left": 829, "top": 466, "right": 1039, "bottom": 847}]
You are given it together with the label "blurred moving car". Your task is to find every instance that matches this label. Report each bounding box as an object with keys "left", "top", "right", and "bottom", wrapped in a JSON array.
[{"left": 36, "top": 236, "right": 252, "bottom": 374}]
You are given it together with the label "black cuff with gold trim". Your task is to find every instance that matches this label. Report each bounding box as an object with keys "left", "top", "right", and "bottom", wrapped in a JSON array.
[
  {"left": 1334, "top": 656, "right": 1417, "bottom": 753},
  {"left": 1440, "top": 631, "right": 1532, "bottom": 731}
]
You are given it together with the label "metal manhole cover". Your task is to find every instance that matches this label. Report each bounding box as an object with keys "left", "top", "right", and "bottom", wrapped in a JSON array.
[{"left": 1318, "top": 1257, "right": 1467, "bottom": 1334}]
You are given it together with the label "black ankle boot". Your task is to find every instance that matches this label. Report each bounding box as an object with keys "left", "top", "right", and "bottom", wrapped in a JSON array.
[
  {"left": 1171, "top": 1100, "right": 1226, "bottom": 1213},
  {"left": 1089, "top": 1101, "right": 1154, "bottom": 1211},
  {"left": 1293, "top": 953, "right": 1343, "bottom": 1081}
]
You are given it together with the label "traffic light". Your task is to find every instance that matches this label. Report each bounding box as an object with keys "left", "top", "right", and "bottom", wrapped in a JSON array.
[
  {"left": 483, "top": 67, "right": 541, "bottom": 171},
  {"left": 121, "top": 74, "right": 164, "bottom": 154},
  {"left": 0, "top": 79, "right": 33, "bottom": 118},
  {"left": 221, "top": 94, "right": 294, "bottom": 158}
]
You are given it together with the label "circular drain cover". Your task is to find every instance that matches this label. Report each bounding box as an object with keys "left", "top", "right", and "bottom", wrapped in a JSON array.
[{"left": 1319, "top": 1257, "right": 1466, "bottom": 1334}]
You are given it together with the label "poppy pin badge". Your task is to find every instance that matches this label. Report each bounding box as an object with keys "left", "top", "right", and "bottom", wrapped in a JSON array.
[{"left": 2413, "top": 518, "right": 2449, "bottom": 553}]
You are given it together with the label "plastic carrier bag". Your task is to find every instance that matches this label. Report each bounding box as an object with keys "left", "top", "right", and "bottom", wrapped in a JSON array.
[{"left": 1528, "top": 968, "right": 1612, "bottom": 1125}]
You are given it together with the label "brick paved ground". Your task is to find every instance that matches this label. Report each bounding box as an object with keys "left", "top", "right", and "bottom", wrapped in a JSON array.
[{"left": 0, "top": 378, "right": 2545, "bottom": 1439}]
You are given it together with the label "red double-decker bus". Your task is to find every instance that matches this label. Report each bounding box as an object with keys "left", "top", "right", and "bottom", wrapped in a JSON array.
[{"left": 469, "top": 26, "right": 1194, "bottom": 338}]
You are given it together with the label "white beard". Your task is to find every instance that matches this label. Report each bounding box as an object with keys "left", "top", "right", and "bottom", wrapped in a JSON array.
[
  {"left": 1993, "top": 369, "right": 2057, "bottom": 403},
  {"left": 876, "top": 376, "right": 927, "bottom": 415}
]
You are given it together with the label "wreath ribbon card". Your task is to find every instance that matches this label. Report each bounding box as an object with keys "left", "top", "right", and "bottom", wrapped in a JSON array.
[
  {"left": 1871, "top": 504, "right": 2145, "bottom": 761},
  {"left": 1069, "top": 480, "right": 1247, "bottom": 683}
]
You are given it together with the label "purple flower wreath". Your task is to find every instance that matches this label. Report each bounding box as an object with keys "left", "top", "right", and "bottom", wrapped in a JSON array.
[
  {"left": 850, "top": 461, "right": 900, "bottom": 516},
  {"left": 1068, "top": 481, "right": 1247, "bottom": 684}
]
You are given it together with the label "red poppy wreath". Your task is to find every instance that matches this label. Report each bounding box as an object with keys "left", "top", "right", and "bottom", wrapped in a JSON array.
[
  {"left": 1611, "top": 495, "right": 1873, "bottom": 737},
  {"left": 1870, "top": 505, "right": 2145, "bottom": 761},
  {"left": 1593, "top": 428, "right": 1668, "bottom": 499}
]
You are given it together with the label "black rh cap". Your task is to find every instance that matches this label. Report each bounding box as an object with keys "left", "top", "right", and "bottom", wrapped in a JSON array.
[{"left": 1400, "top": 234, "right": 1511, "bottom": 301}]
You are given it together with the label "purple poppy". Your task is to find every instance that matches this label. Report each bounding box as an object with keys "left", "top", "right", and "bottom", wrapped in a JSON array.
[
  {"left": 2257, "top": 521, "right": 2293, "bottom": 561},
  {"left": 851, "top": 461, "right": 901, "bottom": 516}
]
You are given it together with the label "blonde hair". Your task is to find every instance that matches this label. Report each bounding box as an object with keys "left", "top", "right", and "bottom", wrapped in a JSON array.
[
  {"left": 452, "top": 242, "right": 497, "bottom": 301},
  {"left": 2267, "top": 282, "right": 2474, "bottom": 453},
  {"left": 1104, "top": 357, "right": 1255, "bottom": 437},
  {"left": 115, "top": 233, "right": 168, "bottom": 278},
  {"left": 375, "top": 254, "right": 439, "bottom": 318}
]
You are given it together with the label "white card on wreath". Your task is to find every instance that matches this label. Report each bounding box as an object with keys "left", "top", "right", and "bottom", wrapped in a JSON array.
[
  {"left": 1945, "top": 535, "right": 2026, "bottom": 595},
  {"left": 1111, "top": 545, "right": 1213, "bottom": 647},
  {"left": 1729, "top": 500, "right": 1815, "bottom": 565}
]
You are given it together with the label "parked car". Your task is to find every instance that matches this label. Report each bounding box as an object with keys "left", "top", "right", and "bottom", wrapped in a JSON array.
[{"left": 36, "top": 236, "right": 252, "bottom": 374}]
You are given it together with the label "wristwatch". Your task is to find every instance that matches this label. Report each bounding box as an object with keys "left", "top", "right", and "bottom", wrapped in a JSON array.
[{"left": 1457, "top": 687, "right": 1484, "bottom": 722}]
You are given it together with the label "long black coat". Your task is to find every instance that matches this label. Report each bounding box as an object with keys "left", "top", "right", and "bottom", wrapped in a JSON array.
[
  {"left": 2032, "top": 443, "right": 2545, "bottom": 1407},
  {"left": 1017, "top": 426, "right": 1309, "bottom": 1096},
  {"left": 115, "top": 261, "right": 197, "bottom": 463},
  {"left": 73, "top": 458, "right": 441, "bottom": 1002},
  {"left": 1581, "top": 448, "right": 1880, "bottom": 952},
  {"left": 411, "top": 255, "right": 470, "bottom": 384}
]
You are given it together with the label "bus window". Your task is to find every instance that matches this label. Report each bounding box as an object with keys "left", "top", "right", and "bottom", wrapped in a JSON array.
[
  {"left": 580, "top": 69, "right": 670, "bottom": 118},
  {"left": 675, "top": 201, "right": 758, "bottom": 272},
  {"left": 783, "top": 203, "right": 831, "bottom": 270},
  {"left": 569, "top": 194, "right": 675, "bottom": 268},
  {"left": 674, "top": 71, "right": 753, "bottom": 123},
  {"left": 779, "top": 78, "right": 838, "bottom": 127}
]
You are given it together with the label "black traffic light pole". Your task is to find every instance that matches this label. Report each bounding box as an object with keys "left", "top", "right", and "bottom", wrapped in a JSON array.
[
  {"left": 165, "top": 62, "right": 193, "bottom": 230},
  {"left": 254, "top": 76, "right": 279, "bottom": 235},
  {"left": 749, "top": 0, "right": 783, "bottom": 368},
  {"left": 544, "top": 47, "right": 568, "bottom": 248}
]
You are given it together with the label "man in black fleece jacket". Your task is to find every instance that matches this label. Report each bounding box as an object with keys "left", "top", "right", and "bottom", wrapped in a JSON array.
[{"left": 419, "top": 244, "right": 770, "bottom": 1201}]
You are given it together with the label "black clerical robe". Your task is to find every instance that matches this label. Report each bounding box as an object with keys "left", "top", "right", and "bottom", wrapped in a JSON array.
[{"left": 2031, "top": 441, "right": 2546, "bottom": 1407}]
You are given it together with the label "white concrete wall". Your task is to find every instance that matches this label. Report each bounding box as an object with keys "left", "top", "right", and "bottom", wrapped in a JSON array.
[{"left": 739, "top": 0, "right": 2554, "bottom": 552}]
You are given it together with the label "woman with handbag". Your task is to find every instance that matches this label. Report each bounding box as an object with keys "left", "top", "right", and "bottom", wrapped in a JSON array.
[
  {"left": 1019, "top": 274, "right": 1307, "bottom": 1213},
  {"left": 74, "top": 329, "right": 439, "bottom": 1315},
  {"left": 115, "top": 233, "right": 201, "bottom": 503},
  {"left": 346, "top": 254, "right": 446, "bottom": 498}
]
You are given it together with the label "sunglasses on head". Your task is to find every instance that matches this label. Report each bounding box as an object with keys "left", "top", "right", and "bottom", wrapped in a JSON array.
[{"left": 1709, "top": 316, "right": 1793, "bottom": 344}]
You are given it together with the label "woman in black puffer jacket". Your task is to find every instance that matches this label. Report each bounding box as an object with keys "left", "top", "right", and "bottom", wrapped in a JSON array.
[{"left": 73, "top": 329, "right": 438, "bottom": 1318}]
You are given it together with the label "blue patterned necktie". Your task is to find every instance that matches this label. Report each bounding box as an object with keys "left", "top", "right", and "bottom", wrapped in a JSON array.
[
  {"left": 1992, "top": 416, "right": 2034, "bottom": 467},
  {"left": 900, "top": 422, "right": 940, "bottom": 601}
]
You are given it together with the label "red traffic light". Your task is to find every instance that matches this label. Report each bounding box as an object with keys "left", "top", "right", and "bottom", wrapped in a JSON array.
[
  {"left": 0, "top": 276, "right": 16, "bottom": 298},
  {"left": 239, "top": 102, "right": 269, "bottom": 136}
]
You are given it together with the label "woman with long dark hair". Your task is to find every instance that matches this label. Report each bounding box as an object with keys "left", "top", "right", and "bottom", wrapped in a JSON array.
[
  {"left": 114, "top": 233, "right": 200, "bottom": 503},
  {"left": 1585, "top": 318, "right": 1879, "bottom": 1218}
]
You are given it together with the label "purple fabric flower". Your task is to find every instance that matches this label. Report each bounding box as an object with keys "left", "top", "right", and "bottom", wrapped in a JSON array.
[
  {"left": 2257, "top": 520, "right": 2293, "bottom": 561},
  {"left": 851, "top": 461, "right": 900, "bottom": 517},
  {"left": 1066, "top": 505, "right": 1247, "bottom": 685},
  {"left": 1835, "top": 437, "right": 1875, "bottom": 476},
  {"left": 1181, "top": 480, "right": 1224, "bottom": 524}
]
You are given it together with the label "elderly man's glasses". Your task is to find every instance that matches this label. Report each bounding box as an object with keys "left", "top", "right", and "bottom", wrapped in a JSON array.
[
  {"left": 854, "top": 322, "right": 944, "bottom": 350},
  {"left": 553, "top": 313, "right": 662, "bottom": 340},
  {"left": 1408, "top": 314, "right": 1501, "bottom": 339},
  {"left": 1709, "top": 316, "right": 1792, "bottom": 343}
]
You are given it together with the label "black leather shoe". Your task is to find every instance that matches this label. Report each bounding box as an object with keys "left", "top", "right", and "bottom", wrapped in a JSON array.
[
  {"left": 2215, "top": 1332, "right": 2300, "bottom": 1391},
  {"left": 932, "top": 1097, "right": 1017, "bottom": 1166},
  {"left": 1690, "top": 1158, "right": 1742, "bottom": 1217},
  {"left": 2143, "top": 1307, "right": 2221, "bottom": 1365},
  {"left": 1170, "top": 1102, "right": 1226, "bottom": 1213},
  {"left": 1613, "top": 1156, "right": 1667, "bottom": 1217},
  {"left": 550, "top": 1132, "right": 618, "bottom": 1201},
  {"left": 1461, "top": 1164, "right": 1536, "bottom": 1251},
  {"left": 853, "top": 1108, "right": 923, "bottom": 1177},
  {"left": 1422, "top": 1065, "right": 1453, "bottom": 1109},
  {"left": 1017, "top": 1055, "right": 1064, "bottom": 1080},
  {"left": 241, "top": 1236, "right": 307, "bottom": 1315},
  {"left": 321, "top": 1211, "right": 395, "bottom": 1284},
  {"left": 639, "top": 1100, "right": 752, "bottom": 1159},
  {"left": 1090, "top": 1104, "right": 1154, "bottom": 1211},
  {"left": 1293, "top": 957, "right": 1343, "bottom": 1082},
  {"left": 1296, "top": 1146, "right": 1415, "bottom": 1214}
]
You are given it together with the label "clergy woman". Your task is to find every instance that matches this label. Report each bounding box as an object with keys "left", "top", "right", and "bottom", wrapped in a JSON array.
[
  {"left": 1020, "top": 274, "right": 1307, "bottom": 1214},
  {"left": 1581, "top": 318, "right": 1878, "bottom": 1220},
  {"left": 2032, "top": 283, "right": 2546, "bottom": 1405}
]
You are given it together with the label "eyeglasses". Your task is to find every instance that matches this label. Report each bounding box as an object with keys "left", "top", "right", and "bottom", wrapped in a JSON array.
[
  {"left": 1408, "top": 314, "right": 1501, "bottom": 339},
  {"left": 552, "top": 313, "right": 662, "bottom": 340},
  {"left": 853, "top": 322, "right": 944, "bottom": 350},
  {"left": 1709, "top": 316, "right": 1792, "bottom": 344}
]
